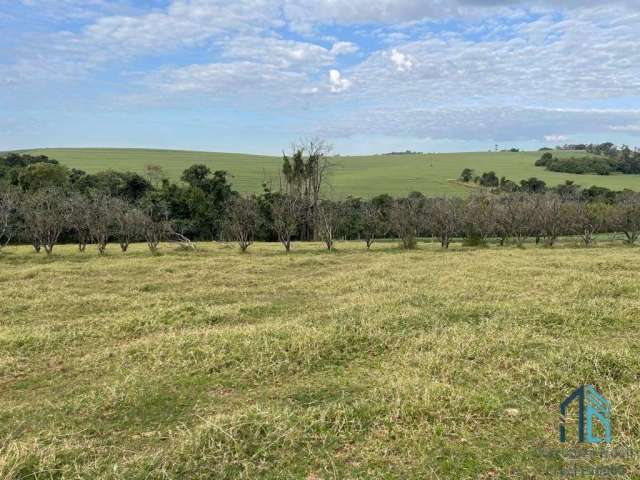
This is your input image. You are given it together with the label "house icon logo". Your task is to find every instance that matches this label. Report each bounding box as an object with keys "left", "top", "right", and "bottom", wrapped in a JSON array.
[{"left": 560, "top": 384, "right": 611, "bottom": 444}]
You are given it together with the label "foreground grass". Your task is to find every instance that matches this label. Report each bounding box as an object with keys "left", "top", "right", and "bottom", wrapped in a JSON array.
[
  {"left": 24, "top": 148, "right": 640, "bottom": 197},
  {"left": 1, "top": 241, "right": 640, "bottom": 479}
]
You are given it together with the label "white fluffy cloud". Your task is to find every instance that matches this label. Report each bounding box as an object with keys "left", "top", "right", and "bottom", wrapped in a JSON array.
[
  {"left": 389, "top": 49, "right": 413, "bottom": 72},
  {"left": 329, "top": 41, "right": 359, "bottom": 56},
  {"left": 329, "top": 69, "right": 351, "bottom": 93}
]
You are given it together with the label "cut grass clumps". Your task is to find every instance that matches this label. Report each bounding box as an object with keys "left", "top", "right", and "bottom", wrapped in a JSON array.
[{"left": 1, "top": 241, "right": 640, "bottom": 478}]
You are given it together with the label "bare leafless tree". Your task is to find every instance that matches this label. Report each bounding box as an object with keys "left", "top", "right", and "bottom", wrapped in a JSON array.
[
  {"left": 113, "top": 199, "right": 144, "bottom": 252},
  {"left": 390, "top": 197, "right": 423, "bottom": 249},
  {"left": 427, "top": 197, "right": 464, "bottom": 249},
  {"left": 16, "top": 192, "right": 42, "bottom": 253},
  {"left": 493, "top": 199, "right": 511, "bottom": 246},
  {"left": 223, "top": 196, "right": 259, "bottom": 252},
  {"left": 501, "top": 193, "right": 536, "bottom": 247},
  {"left": 613, "top": 192, "right": 640, "bottom": 245},
  {"left": 0, "top": 189, "right": 17, "bottom": 250},
  {"left": 462, "top": 193, "right": 496, "bottom": 245},
  {"left": 569, "top": 201, "right": 612, "bottom": 246},
  {"left": 85, "top": 192, "right": 119, "bottom": 254},
  {"left": 31, "top": 238, "right": 42, "bottom": 253},
  {"left": 536, "top": 194, "right": 569, "bottom": 246},
  {"left": 315, "top": 199, "right": 344, "bottom": 251},
  {"left": 359, "top": 201, "right": 388, "bottom": 250},
  {"left": 271, "top": 194, "right": 303, "bottom": 252},
  {"left": 66, "top": 193, "right": 91, "bottom": 252},
  {"left": 304, "top": 138, "right": 332, "bottom": 209},
  {"left": 530, "top": 194, "right": 546, "bottom": 245},
  {"left": 21, "top": 187, "right": 69, "bottom": 255},
  {"left": 282, "top": 138, "right": 332, "bottom": 205},
  {"left": 141, "top": 210, "right": 169, "bottom": 254}
]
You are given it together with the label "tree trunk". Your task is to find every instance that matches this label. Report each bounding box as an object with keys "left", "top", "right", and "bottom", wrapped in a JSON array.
[
  {"left": 325, "top": 233, "right": 333, "bottom": 251},
  {"left": 147, "top": 240, "right": 159, "bottom": 253},
  {"left": 239, "top": 236, "right": 249, "bottom": 252}
]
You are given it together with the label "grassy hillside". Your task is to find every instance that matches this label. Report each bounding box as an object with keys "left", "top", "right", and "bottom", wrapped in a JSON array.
[
  {"left": 1, "top": 242, "right": 639, "bottom": 478},
  {"left": 24, "top": 147, "right": 640, "bottom": 197}
]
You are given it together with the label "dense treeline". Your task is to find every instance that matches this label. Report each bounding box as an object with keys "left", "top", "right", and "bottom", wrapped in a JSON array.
[
  {"left": 0, "top": 152, "right": 236, "bottom": 247},
  {"left": 537, "top": 143, "right": 640, "bottom": 175},
  {"left": 536, "top": 154, "right": 615, "bottom": 175},
  {"left": 459, "top": 168, "right": 618, "bottom": 201},
  {"left": 1, "top": 147, "right": 640, "bottom": 255}
]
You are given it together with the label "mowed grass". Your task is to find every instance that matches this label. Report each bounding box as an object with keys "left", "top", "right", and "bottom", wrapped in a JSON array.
[
  {"left": 24, "top": 148, "right": 640, "bottom": 197},
  {"left": 1, "top": 241, "right": 640, "bottom": 479}
]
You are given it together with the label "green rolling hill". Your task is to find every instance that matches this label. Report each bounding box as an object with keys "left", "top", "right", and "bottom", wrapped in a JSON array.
[{"left": 23, "top": 147, "right": 640, "bottom": 197}]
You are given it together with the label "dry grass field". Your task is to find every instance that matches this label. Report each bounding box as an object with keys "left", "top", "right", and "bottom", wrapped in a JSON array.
[{"left": 1, "top": 241, "right": 640, "bottom": 478}]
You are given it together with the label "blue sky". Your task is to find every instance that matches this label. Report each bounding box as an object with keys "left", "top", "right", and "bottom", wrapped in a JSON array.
[{"left": 1, "top": 0, "right": 640, "bottom": 155}]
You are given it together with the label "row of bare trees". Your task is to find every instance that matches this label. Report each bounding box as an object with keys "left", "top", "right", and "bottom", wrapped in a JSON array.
[
  {"left": 2, "top": 187, "right": 640, "bottom": 255},
  {"left": 391, "top": 192, "right": 640, "bottom": 249},
  {"left": 387, "top": 194, "right": 592, "bottom": 249},
  {"left": 221, "top": 191, "right": 640, "bottom": 252},
  {"left": 0, "top": 187, "right": 171, "bottom": 255}
]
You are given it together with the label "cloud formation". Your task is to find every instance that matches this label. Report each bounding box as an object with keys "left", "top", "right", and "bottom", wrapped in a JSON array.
[
  {"left": 329, "top": 70, "right": 351, "bottom": 93},
  {"left": 319, "top": 107, "right": 640, "bottom": 142},
  {"left": 345, "top": 14, "right": 640, "bottom": 104},
  {"left": 283, "top": 0, "right": 640, "bottom": 26},
  {"left": 389, "top": 49, "right": 414, "bottom": 72},
  {"left": 2, "top": 0, "right": 640, "bottom": 150}
]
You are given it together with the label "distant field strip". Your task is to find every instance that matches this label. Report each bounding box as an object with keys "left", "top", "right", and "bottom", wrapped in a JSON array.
[{"left": 25, "top": 148, "right": 640, "bottom": 197}]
